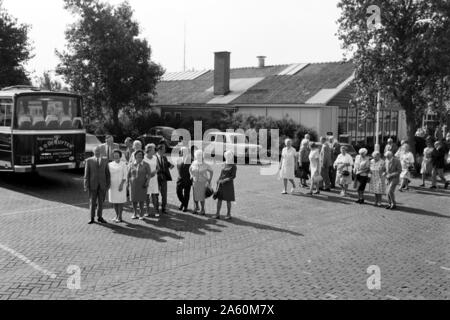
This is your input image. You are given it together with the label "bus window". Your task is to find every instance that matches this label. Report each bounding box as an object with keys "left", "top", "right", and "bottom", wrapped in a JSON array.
[
  {"left": 0, "top": 99, "right": 13, "bottom": 127},
  {"left": 15, "top": 95, "right": 83, "bottom": 130}
]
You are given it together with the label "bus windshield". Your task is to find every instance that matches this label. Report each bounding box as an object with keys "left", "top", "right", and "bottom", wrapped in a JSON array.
[{"left": 15, "top": 95, "right": 83, "bottom": 130}]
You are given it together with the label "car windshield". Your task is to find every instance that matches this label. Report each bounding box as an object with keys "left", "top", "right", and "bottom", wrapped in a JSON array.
[
  {"left": 15, "top": 95, "right": 83, "bottom": 130},
  {"left": 86, "top": 135, "right": 101, "bottom": 145}
]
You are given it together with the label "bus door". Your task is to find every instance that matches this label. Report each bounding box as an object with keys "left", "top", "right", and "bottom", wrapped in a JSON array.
[{"left": 0, "top": 98, "right": 13, "bottom": 171}]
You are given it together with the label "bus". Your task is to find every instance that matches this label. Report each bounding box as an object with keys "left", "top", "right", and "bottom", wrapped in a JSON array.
[{"left": 0, "top": 86, "right": 86, "bottom": 173}]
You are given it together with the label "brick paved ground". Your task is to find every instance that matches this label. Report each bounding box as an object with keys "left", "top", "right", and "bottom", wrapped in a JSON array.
[{"left": 0, "top": 161, "right": 449, "bottom": 300}]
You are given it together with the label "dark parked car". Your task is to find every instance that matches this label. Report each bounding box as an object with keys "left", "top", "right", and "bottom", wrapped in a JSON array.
[{"left": 138, "top": 126, "right": 179, "bottom": 152}]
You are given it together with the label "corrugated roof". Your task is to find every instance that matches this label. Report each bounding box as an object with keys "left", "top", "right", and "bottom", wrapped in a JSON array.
[
  {"left": 305, "top": 73, "right": 355, "bottom": 105},
  {"left": 206, "top": 78, "right": 264, "bottom": 105},
  {"left": 162, "top": 70, "right": 209, "bottom": 81},
  {"left": 154, "top": 61, "right": 355, "bottom": 106},
  {"left": 277, "top": 63, "right": 309, "bottom": 76}
]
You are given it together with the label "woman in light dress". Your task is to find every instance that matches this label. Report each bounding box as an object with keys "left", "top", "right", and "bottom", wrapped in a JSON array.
[
  {"left": 308, "top": 143, "right": 322, "bottom": 196},
  {"left": 399, "top": 143, "right": 415, "bottom": 191},
  {"left": 128, "top": 150, "right": 151, "bottom": 220},
  {"left": 143, "top": 144, "right": 160, "bottom": 217},
  {"left": 353, "top": 148, "right": 371, "bottom": 204},
  {"left": 108, "top": 150, "right": 128, "bottom": 223},
  {"left": 420, "top": 140, "right": 434, "bottom": 187},
  {"left": 368, "top": 151, "right": 386, "bottom": 207},
  {"left": 279, "top": 138, "right": 297, "bottom": 194},
  {"left": 333, "top": 146, "right": 354, "bottom": 197},
  {"left": 190, "top": 150, "right": 214, "bottom": 215}
]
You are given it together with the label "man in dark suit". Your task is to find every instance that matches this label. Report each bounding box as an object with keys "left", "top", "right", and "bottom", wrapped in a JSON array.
[
  {"left": 329, "top": 136, "right": 340, "bottom": 188},
  {"left": 319, "top": 136, "right": 332, "bottom": 191},
  {"left": 156, "top": 143, "right": 174, "bottom": 214},
  {"left": 99, "top": 134, "right": 120, "bottom": 162},
  {"left": 84, "top": 146, "right": 111, "bottom": 224}
]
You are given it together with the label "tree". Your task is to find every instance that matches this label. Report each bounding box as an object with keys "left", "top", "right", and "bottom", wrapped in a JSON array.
[
  {"left": 0, "top": 0, "right": 33, "bottom": 88},
  {"left": 56, "top": 0, "right": 164, "bottom": 135},
  {"left": 36, "top": 71, "right": 67, "bottom": 91},
  {"left": 337, "top": 0, "right": 450, "bottom": 153}
]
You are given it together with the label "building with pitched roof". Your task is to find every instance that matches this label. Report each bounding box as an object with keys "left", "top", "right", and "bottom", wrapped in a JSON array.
[{"left": 152, "top": 52, "right": 407, "bottom": 147}]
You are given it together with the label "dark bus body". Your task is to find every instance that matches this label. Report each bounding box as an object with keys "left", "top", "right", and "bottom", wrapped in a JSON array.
[{"left": 0, "top": 86, "right": 86, "bottom": 173}]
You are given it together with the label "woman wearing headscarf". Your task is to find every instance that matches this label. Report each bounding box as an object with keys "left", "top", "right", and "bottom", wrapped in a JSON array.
[
  {"left": 308, "top": 143, "right": 322, "bottom": 195},
  {"left": 177, "top": 146, "right": 193, "bottom": 212},
  {"left": 279, "top": 138, "right": 297, "bottom": 194},
  {"left": 298, "top": 139, "right": 311, "bottom": 188},
  {"left": 369, "top": 151, "right": 386, "bottom": 207},
  {"left": 108, "top": 150, "right": 128, "bottom": 223},
  {"left": 128, "top": 150, "right": 151, "bottom": 220},
  {"left": 333, "top": 146, "right": 354, "bottom": 197},
  {"left": 189, "top": 150, "right": 214, "bottom": 215},
  {"left": 354, "top": 148, "right": 371, "bottom": 204},
  {"left": 215, "top": 151, "right": 237, "bottom": 220},
  {"left": 399, "top": 143, "right": 415, "bottom": 191},
  {"left": 143, "top": 144, "right": 160, "bottom": 217}
]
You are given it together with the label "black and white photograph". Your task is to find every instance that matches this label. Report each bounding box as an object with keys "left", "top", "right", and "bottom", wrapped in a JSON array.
[{"left": 0, "top": 0, "right": 449, "bottom": 306}]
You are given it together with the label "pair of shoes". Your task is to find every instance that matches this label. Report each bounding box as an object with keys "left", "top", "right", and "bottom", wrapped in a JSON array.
[
  {"left": 138, "top": 216, "right": 145, "bottom": 220},
  {"left": 97, "top": 218, "right": 107, "bottom": 224},
  {"left": 183, "top": 208, "right": 188, "bottom": 213},
  {"left": 355, "top": 199, "right": 362, "bottom": 204},
  {"left": 214, "top": 215, "right": 221, "bottom": 220},
  {"left": 281, "top": 190, "right": 288, "bottom": 195},
  {"left": 323, "top": 188, "right": 331, "bottom": 192},
  {"left": 419, "top": 183, "right": 425, "bottom": 187},
  {"left": 385, "top": 205, "right": 393, "bottom": 210},
  {"left": 308, "top": 192, "right": 313, "bottom": 196},
  {"left": 131, "top": 215, "right": 138, "bottom": 220},
  {"left": 144, "top": 214, "right": 151, "bottom": 218},
  {"left": 112, "top": 218, "right": 119, "bottom": 223},
  {"left": 390, "top": 205, "right": 397, "bottom": 210},
  {"left": 224, "top": 216, "right": 232, "bottom": 220},
  {"left": 200, "top": 211, "right": 206, "bottom": 216},
  {"left": 88, "top": 220, "right": 95, "bottom": 225},
  {"left": 430, "top": 186, "right": 437, "bottom": 189},
  {"left": 314, "top": 191, "right": 320, "bottom": 195},
  {"left": 179, "top": 205, "right": 184, "bottom": 211}
]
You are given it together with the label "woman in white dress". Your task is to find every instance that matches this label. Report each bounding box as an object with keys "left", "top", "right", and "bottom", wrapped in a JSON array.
[
  {"left": 143, "top": 144, "right": 160, "bottom": 217},
  {"left": 279, "top": 139, "right": 297, "bottom": 194},
  {"left": 399, "top": 143, "right": 415, "bottom": 191},
  {"left": 190, "top": 150, "right": 214, "bottom": 215},
  {"left": 333, "top": 146, "right": 354, "bottom": 197},
  {"left": 108, "top": 150, "right": 128, "bottom": 223},
  {"left": 308, "top": 143, "right": 322, "bottom": 196}
]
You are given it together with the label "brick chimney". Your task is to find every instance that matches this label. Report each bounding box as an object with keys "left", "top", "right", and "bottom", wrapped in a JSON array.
[
  {"left": 214, "top": 51, "right": 230, "bottom": 95},
  {"left": 257, "top": 56, "right": 266, "bottom": 68}
]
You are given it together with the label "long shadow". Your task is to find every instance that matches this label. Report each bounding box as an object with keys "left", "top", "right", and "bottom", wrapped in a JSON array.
[
  {"left": 394, "top": 206, "right": 450, "bottom": 219},
  {"left": 227, "top": 217, "right": 304, "bottom": 237},
  {"left": 95, "top": 221, "right": 184, "bottom": 242},
  {"left": 291, "top": 190, "right": 356, "bottom": 205}
]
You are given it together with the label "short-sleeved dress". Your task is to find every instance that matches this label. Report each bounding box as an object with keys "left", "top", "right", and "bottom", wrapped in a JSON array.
[
  {"left": 108, "top": 161, "right": 128, "bottom": 204},
  {"left": 280, "top": 147, "right": 297, "bottom": 180},
  {"left": 334, "top": 153, "right": 354, "bottom": 186},
  {"left": 217, "top": 164, "right": 237, "bottom": 202},
  {"left": 144, "top": 156, "right": 159, "bottom": 195},
  {"left": 190, "top": 162, "right": 212, "bottom": 202},
  {"left": 420, "top": 147, "right": 434, "bottom": 175},
  {"left": 369, "top": 159, "right": 386, "bottom": 194},
  {"left": 400, "top": 152, "right": 415, "bottom": 180},
  {"left": 128, "top": 161, "right": 150, "bottom": 202}
]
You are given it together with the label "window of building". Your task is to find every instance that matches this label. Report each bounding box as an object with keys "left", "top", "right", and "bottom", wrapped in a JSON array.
[
  {"left": 164, "top": 112, "right": 171, "bottom": 121},
  {"left": 175, "top": 112, "right": 181, "bottom": 121},
  {"left": 338, "top": 107, "right": 348, "bottom": 135},
  {"left": 348, "top": 108, "right": 357, "bottom": 143}
]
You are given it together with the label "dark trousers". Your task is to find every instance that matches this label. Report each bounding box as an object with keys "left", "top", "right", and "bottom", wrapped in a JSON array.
[
  {"left": 320, "top": 165, "right": 331, "bottom": 189},
  {"left": 89, "top": 186, "right": 106, "bottom": 220},
  {"left": 329, "top": 166, "right": 337, "bottom": 188},
  {"left": 159, "top": 180, "right": 168, "bottom": 211},
  {"left": 176, "top": 182, "right": 191, "bottom": 208}
]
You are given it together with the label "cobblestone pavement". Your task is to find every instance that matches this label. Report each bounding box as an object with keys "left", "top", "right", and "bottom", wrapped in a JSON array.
[{"left": 0, "top": 163, "right": 449, "bottom": 300}]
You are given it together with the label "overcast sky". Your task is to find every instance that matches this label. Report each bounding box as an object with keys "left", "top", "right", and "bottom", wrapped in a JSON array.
[{"left": 3, "top": 0, "right": 345, "bottom": 78}]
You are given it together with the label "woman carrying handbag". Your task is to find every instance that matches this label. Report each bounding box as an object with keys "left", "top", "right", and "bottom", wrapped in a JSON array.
[{"left": 215, "top": 151, "right": 237, "bottom": 220}]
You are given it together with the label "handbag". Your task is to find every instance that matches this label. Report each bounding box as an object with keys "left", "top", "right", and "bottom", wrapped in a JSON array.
[
  {"left": 213, "top": 182, "right": 221, "bottom": 200},
  {"left": 205, "top": 183, "right": 214, "bottom": 199}
]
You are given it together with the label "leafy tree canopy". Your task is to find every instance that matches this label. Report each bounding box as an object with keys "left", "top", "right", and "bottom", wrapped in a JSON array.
[
  {"left": 0, "top": 0, "right": 33, "bottom": 88},
  {"left": 337, "top": 0, "right": 450, "bottom": 150},
  {"left": 56, "top": 0, "right": 164, "bottom": 135}
]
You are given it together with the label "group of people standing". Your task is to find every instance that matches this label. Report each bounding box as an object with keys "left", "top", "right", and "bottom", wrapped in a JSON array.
[
  {"left": 279, "top": 134, "right": 449, "bottom": 211},
  {"left": 84, "top": 135, "right": 238, "bottom": 225}
]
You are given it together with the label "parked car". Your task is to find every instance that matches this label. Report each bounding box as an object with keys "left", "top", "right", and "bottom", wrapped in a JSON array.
[
  {"left": 189, "top": 131, "right": 263, "bottom": 164},
  {"left": 85, "top": 133, "right": 102, "bottom": 159},
  {"left": 138, "top": 126, "right": 178, "bottom": 152}
]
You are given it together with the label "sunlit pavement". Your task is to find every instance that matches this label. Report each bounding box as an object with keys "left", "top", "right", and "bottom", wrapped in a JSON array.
[{"left": 0, "top": 165, "right": 449, "bottom": 300}]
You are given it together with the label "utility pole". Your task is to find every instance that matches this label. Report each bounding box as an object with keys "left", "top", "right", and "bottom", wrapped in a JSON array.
[{"left": 375, "top": 91, "right": 382, "bottom": 153}]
